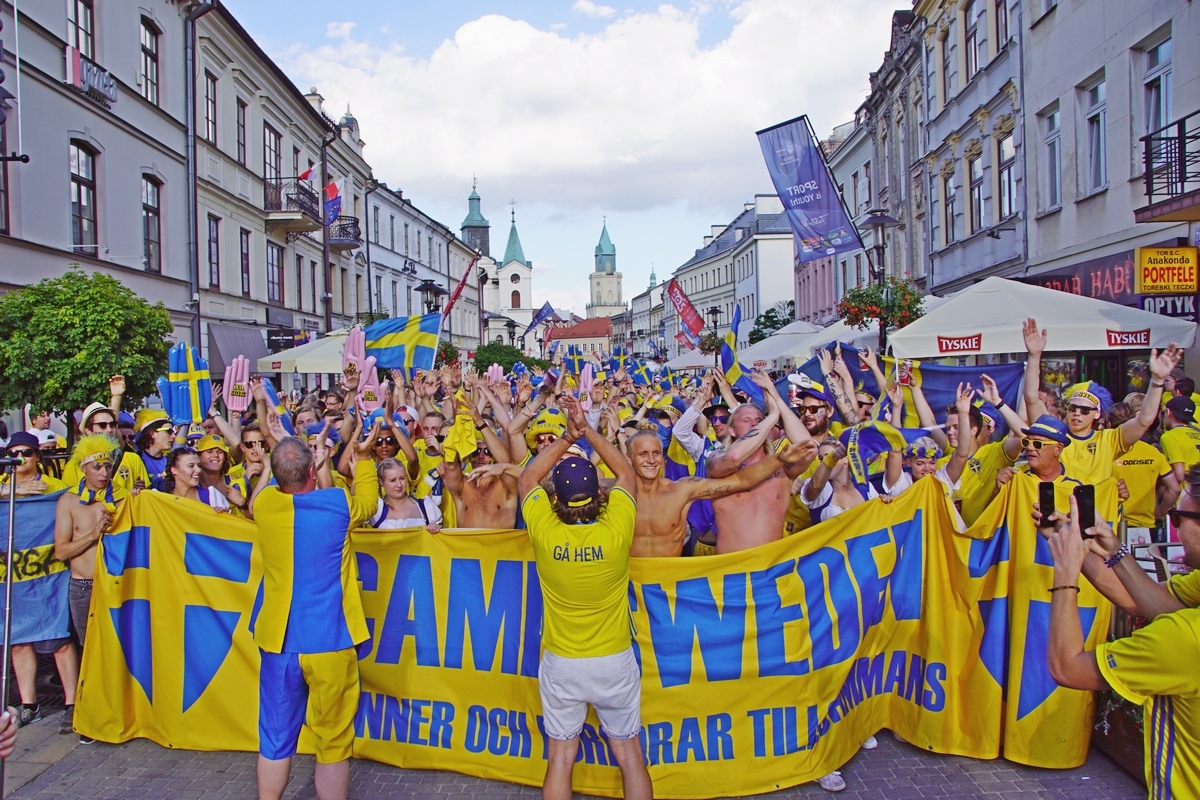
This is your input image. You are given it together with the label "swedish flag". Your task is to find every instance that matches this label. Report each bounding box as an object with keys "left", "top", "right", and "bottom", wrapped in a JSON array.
[
  {"left": 260, "top": 379, "right": 294, "bottom": 435},
  {"left": 631, "top": 360, "right": 652, "bottom": 386},
  {"left": 563, "top": 345, "right": 586, "bottom": 375},
  {"left": 156, "top": 342, "right": 212, "bottom": 425},
  {"left": 364, "top": 314, "right": 441, "bottom": 378},
  {"left": 609, "top": 346, "right": 629, "bottom": 373},
  {"left": 839, "top": 421, "right": 927, "bottom": 498},
  {"left": 720, "top": 305, "right": 763, "bottom": 405},
  {"left": 656, "top": 367, "right": 677, "bottom": 394}
]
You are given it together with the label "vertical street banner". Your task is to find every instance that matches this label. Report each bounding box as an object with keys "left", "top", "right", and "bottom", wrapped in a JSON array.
[
  {"left": 0, "top": 491, "right": 72, "bottom": 645},
  {"left": 756, "top": 115, "right": 864, "bottom": 264},
  {"left": 665, "top": 280, "right": 705, "bottom": 338}
]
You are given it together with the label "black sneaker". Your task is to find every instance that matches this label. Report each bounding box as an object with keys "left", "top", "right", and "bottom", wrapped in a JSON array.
[
  {"left": 18, "top": 703, "right": 42, "bottom": 727},
  {"left": 59, "top": 705, "right": 74, "bottom": 735},
  {"left": 78, "top": 735, "right": 95, "bottom": 744}
]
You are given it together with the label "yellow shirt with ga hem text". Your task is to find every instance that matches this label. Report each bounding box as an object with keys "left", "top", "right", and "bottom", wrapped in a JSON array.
[
  {"left": 522, "top": 486, "right": 636, "bottom": 659},
  {"left": 1160, "top": 425, "right": 1200, "bottom": 472},
  {"left": 1096, "top": 608, "right": 1200, "bottom": 800}
]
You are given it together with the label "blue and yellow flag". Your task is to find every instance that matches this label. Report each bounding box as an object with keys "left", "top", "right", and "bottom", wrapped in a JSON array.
[
  {"left": 364, "top": 314, "right": 441, "bottom": 378},
  {"left": 260, "top": 379, "right": 294, "bottom": 435},
  {"left": 882, "top": 358, "right": 1024, "bottom": 431},
  {"left": 838, "top": 421, "right": 927, "bottom": 497},
  {"left": 720, "top": 305, "right": 763, "bottom": 405},
  {"left": 0, "top": 491, "right": 72, "bottom": 645},
  {"left": 630, "top": 359, "right": 652, "bottom": 386},
  {"left": 609, "top": 346, "right": 629, "bottom": 373},
  {"left": 563, "top": 345, "right": 586, "bottom": 375},
  {"left": 156, "top": 342, "right": 212, "bottom": 425}
]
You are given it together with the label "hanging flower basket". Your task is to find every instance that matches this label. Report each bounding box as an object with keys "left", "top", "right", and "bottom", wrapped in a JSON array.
[{"left": 837, "top": 276, "right": 926, "bottom": 332}]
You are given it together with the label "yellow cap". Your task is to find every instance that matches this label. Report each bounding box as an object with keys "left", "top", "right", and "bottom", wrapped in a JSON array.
[
  {"left": 134, "top": 408, "right": 170, "bottom": 434},
  {"left": 196, "top": 434, "right": 229, "bottom": 454}
]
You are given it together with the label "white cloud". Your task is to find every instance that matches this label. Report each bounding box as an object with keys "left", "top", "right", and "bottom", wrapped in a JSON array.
[
  {"left": 533, "top": 283, "right": 590, "bottom": 318},
  {"left": 287, "top": 0, "right": 896, "bottom": 219},
  {"left": 325, "top": 21, "right": 355, "bottom": 39},
  {"left": 572, "top": 0, "right": 617, "bottom": 18}
]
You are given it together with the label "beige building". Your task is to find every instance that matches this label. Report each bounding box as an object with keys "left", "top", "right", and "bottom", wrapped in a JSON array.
[
  {"left": 586, "top": 222, "right": 626, "bottom": 318},
  {"left": 546, "top": 317, "right": 614, "bottom": 361}
]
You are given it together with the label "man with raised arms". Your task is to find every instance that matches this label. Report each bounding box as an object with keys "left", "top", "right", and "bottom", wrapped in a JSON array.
[
  {"left": 706, "top": 371, "right": 816, "bottom": 554},
  {"left": 625, "top": 428, "right": 816, "bottom": 557}
]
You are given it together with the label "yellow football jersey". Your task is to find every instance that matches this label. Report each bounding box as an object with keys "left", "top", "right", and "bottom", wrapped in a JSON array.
[
  {"left": 1160, "top": 425, "right": 1200, "bottom": 472},
  {"left": 1060, "top": 427, "right": 1127, "bottom": 485},
  {"left": 1112, "top": 441, "right": 1171, "bottom": 528}
]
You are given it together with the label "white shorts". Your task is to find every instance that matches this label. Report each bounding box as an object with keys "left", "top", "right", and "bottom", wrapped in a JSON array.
[{"left": 538, "top": 646, "right": 642, "bottom": 741}]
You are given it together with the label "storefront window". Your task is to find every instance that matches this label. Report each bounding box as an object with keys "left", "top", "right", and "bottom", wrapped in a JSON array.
[{"left": 1040, "top": 358, "right": 1078, "bottom": 399}]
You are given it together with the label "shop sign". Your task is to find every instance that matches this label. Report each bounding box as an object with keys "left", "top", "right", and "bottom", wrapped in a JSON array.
[
  {"left": 1021, "top": 251, "right": 1136, "bottom": 306},
  {"left": 65, "top": 46, "right": 118, "bottom": 105},
  {"left": 937, "top": 334, "right": 982, "bottom": 353},
  {"left": 1135, "top": 247, "right": 1199, "bottom": 294},
  {"left": 1140, "top": 294, "right": 1197, "bottom": 322},
  {"left": 1105, "top": 329, "right": 1150, "bottom": 348}
]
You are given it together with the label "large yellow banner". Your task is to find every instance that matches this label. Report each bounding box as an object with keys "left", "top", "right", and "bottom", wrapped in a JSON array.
[{"left": 76, "top": 477, "right": 1105, "bottom": 798}]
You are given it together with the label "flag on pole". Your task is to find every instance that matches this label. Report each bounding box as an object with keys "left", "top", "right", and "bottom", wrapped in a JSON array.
[
  {"left": 720, "top": 304, "right": 763, "bottom": 405},
  {"left": 675, "top": 332, "right": 696, "bottom": 351},
  {"left": 547, "top": 340, "right": 560, "bottom": 361},
  {"left": 523, "top": 301, "right": 556, "bottom": 338},
  {"left": 298, "top": 165, "right": 317, "bottom": 182},
  {"left": 364, "top": 313, "right": 442, "bottom": 378},
  {"left": 323, "top": 179, "right": 344, "bottom": 223},
  {"left": 665, "top": 279, "right": 705, "bottom": 337},
  {"left": 0, "top": 492, "right": 72, "bottom": 646},
  {"left": 443, "top": 253, "right": 479, "bottom": 318}
]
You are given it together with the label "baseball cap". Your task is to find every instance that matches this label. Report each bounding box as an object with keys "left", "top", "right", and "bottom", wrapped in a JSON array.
[
  {"left": 5, "top": 431, "right": 40, "bottom": 453},
  {"left": 196, "top": 434, "right": 229, "bottom": 454},
  {"left": 134, "top": 409, "right": 170, "bottom": 434},
  {"left": 787, "top": 373, "right": 834, "bottom": 405},
  {"left": 1020, "top": 415, "right": 1071, "bottom": 446},
  {"left": 1166, "top": 395, "right": 1196, "bottom": 424},
  {"left": 31, "top": 428, "right": 59, "bottom": 447},
  {"left": 552, "top": 456, "right": 599, "bottom": 507}
]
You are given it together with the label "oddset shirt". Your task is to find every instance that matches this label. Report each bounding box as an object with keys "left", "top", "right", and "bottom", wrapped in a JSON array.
[{"left": 522, "top": 485, "right": 636, "bottom": 659}]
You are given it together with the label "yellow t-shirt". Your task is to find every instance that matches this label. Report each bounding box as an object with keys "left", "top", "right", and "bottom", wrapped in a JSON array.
[
  {"left": 1160, "top": 392, "right": 1200, "bottom": 411},
  {"left": 1160, "top": 425, "right": 1200, "bottom": 471},
  {"left": 0, "top": 471, "right": 67, "bottom": 493},
  {"left": 410, "top": 442, "right": 443, "bottom": 501},
  {"left": 1096, "top": 608, "right": 1200, "bottom": 799},
  {"left": 1168, "top": 571, "right": 1200, "bottom": 607},
  {"left": 958, "top": 441, "right": 1017, "bottom": 526},
  {"left": 522, "top": 486, "right": 636, "bottom": 658},
  {"left": 61, "top": 449, "right": 150, "bottom": 496},
  {"left": 1060, "top": 427, "right": 1128, "bottom": 485},
  {"left": 1112, "top": 441, "right": 1172, "bottom": 528}
]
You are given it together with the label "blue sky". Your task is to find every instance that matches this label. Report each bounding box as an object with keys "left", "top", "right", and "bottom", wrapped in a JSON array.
[{"left": 223, "top": 0, "right": 899, "bottom": 315}]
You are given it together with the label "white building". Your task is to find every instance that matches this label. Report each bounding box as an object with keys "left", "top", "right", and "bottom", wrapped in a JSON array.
[
  {"left": 628, "top": 273, "right": 663, "bottom": 359},
  {"left": 478, "top": 204, "right": 538, "bottom": 354},
  {"left": 587, "top": 222, "right": 626, "bottom": 318}
]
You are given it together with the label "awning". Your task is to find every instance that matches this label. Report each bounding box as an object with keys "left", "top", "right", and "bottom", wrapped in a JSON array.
[
  {"left": 208, "top": 324, "right": 268, "bottom": 376},
  {"left": 663, "top": 349, "right": 716, "bottom": 370},
  {"left": 738, "top": 320, "right": 822, "bottom": 367},
  {"left": 256, "top": 332, "right": 349, "bottom": 374},
  {"left": 888, "top": 276, "right": 1198, "bottom": 358}
]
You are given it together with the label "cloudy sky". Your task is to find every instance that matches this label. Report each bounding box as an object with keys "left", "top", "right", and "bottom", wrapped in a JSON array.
[{"left": 223, "top": 0, "right": 900, "bottom": 315}]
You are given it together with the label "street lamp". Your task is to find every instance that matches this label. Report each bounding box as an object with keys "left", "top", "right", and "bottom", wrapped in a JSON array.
[
  {"left": 706, "top": 306, "right": 722, "bottom": 367},
  {"left": 861, "top": 209, "right": 901, "bottom": 351},
  {"left": 504, "top": 319, "right": 517, "bottom": 346},
  {"left": 536, "top": 335, "right": 544, "bottom": 358},
  {"left": 519, "top": 335, "right": 526, "bottom": 354},
  {"left": 415, "top": 279, "right": 448, "bottom": 315}
]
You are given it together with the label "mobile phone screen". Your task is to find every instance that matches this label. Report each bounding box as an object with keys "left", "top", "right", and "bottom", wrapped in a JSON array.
[
  {"left": 1074, "top": 484, "right": 1096, "bottom": 537},
  {"left": 1038, "top": 482, "right": 1056, "bottom": 528}
]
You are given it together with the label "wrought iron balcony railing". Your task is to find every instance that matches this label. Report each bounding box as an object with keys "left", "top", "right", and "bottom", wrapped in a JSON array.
[
  {"left": 328, "top": 215, "right": 362, "bottom": 246},
  {"left": 264, "top": 178, "right": 321, "bottom": 221},
  {"left": 1139, "top": 110, "right": 1200, "bottom": 221}
]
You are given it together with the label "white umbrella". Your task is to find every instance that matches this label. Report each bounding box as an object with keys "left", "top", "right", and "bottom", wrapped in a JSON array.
[
  {"left": 662, "top": 349, "right": 717, "bottom": 370},
  {"left": 257, "top": 331, "right": 349, "bottom": 374},
  {"left": 888, "top": 276, "right": 1197, "bottom": 358},
  {"left": 738, "top": 320, "right": 822, "bottom": 368}
]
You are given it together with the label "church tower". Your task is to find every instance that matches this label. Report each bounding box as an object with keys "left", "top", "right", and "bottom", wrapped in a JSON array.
[
  {"left": 460, "top": 180, "right": 490, "bottom": 257},
  {"left": 587, "top": 220, "right": 626, "bottom": 319}
]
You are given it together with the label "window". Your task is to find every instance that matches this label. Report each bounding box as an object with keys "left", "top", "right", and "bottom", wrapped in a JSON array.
[
  {"left": 291, "top": 147, "right": 300, "bottom": 179},
  {"left": 1144, "top": 39, "right": 1172, "bottom": 135},
  {"left": 141, "top": 177, "right": 161, "bottom": 272},
  {"left": 207, "top": 215, "right": 220, "bottom": 288},
  {"left": 1044, "top": 109, "right": 1062, "bottom": 208},
  {"left": 964, "top": 1, "right": 979, "bottom": 81},
  {"left": 929, "top": 175, "right": 941, "bottom": 246},
  {"left": 940, "top": 35, "right": 952, "bottom": 102},
  {"left": 203, "top": 72, "right": 218, "bottom": 144},
  {"left": 295, "top": 255, "right": 303, "bottom": 309},
  {"left": 310, "top": 261, "right": 318, "bottom": 314},
  {"left": 374, "top": 276, "right": 383, "bottom": 310},
  {"left": 235, "top": 100, "right": 247, "bottom": 164},
  {"left": 428, "top": 236, "right": 433, "bottom": 265},
  {"left": 391, "top": 281, "right": 398, "bottom": 316},
  {"left": 997, "top": 133, "right": 1016, "bottom": 219},
  {"left": 70, "top": 141, "right": 97, "bottom": 254},
  {"left": 995, "top": 0, "right": 1009, "bottom": 47},
  {"left": 925, "top": 40, "right": 938, "bottom": 115},
  {"left": 862, "top": 162, "right": 872, "bottom": 209},
  {"left": 0, "top": 125, "right": 8, "bottom": 235},
  {"left": 68, "top": 0, "right": 94, "bottom": 59},
  {"left": 510, "top": 272, "right": 520, "bottom": 283},
  {"left": 406, "top": 285, "right": 412, "bottom": 315},
  {"left": 404, "top": 223, "right": 410, "bottom": 255},
  {"left": 416, "top": 231, "right": 421, "bottom": 260},
  {"left": 389, "top": 216, "right": 395, "bottom": 250},
  {"left": 854, "top": 254, "right": 862, "bottom": 285},
  {"left": 1085, "top": 80, "right": 1107, "bottom": 191},
  {"left": 266, "top": 243, "right": 283, "bottom": 303},
  {"left": 943, "top": 174, "right": 957, "bottom": 244},
  {"left": 511, "top": 290, "right": 521, "bottom": 308},
  {"left": 263, "top": 124, "right": 281, "bottom": 183},
  {"left": 239, "top": 229, "right": 251, "bottom": 296},
  {"left": 139, "top": 19, "right": 159, "bottom": 105},
  {"left": 968, "top": 155, "right": 983, "bottom": 233},
  {"left": 372, "top": 207, "right": 380, "bottom": 244}
]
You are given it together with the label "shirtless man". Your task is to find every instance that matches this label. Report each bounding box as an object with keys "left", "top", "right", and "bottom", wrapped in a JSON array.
[
  {"left": 626, "top": 429, "right": 815, "bottom": 557},
  {"left": 706, "top": 372, "right": 816, "bottom": 553},
  {"left": 443, "top": 394, "right": 519, "bottom": 528},
  {"left": 54, "top": 436, "right": 120, "bottom": 660}
]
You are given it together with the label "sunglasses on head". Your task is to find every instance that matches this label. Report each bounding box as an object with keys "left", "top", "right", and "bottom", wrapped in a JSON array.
[
  {"left": 798, "top": 405, "right": 825, "bottom": 416},
  {"left": 6, "top": 448, "right": 35, "bottom": 459},
  {"left": 1020, "top": 437, "right": 1056, "bottom": 450},
  {"left": 1168, "top": 508, "right": 1200, "bottom": 525},
  {"left": 1067, "top": 404, "right": 1096, "bottom": 415}
]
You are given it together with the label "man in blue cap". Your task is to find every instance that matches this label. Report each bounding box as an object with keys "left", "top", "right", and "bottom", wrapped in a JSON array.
[
  {"left": 1014, "top": 415, "right": 1079, "bottom": 486},
  {"left": 517, "top": 396, "right": 651, "bottom": 800}
]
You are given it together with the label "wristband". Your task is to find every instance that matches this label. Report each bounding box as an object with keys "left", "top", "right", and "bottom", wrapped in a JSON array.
[
  {"left": 993, "top": 398, "right": 1006, "bottom": 409},
  {"left": 475, "top": 422, "right": 487, "bottom": 430},
  {"left": 1103, "top": 545, "right": 1129, "bottom": 569},
  {"left": 1049, "top": 585, "right": 1079, "bottom": 593},
  {"left": 1150, "top": 381, "right": 1164, "bottom": 389},
  {"left": 822, "top": 453, "right": 839, "bottom": 469}
]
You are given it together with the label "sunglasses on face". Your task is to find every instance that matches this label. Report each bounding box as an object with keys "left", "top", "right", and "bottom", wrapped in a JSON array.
[
  {"left": 378, "top": 437, "right": 399, "bottom": 446},
  {"left": 244, "top": 440, "right": 266, "bottom": 449},
  {"left": 475, "top": 448, "right": 491, "bottom": 458},
  {"left": 6, "top": 448, "right": 35, "bottom": 459},
  {"left": 1067, "top": 404, "right": 1096, "bottom": 415},
  {"left": 1168, "top": 508, "right": 1200, "bottom": 525},
  {"left": 709, "top": 415, "right": 729, "bottom": 424},
  {"left": 436, "top": 434, "right": 447, "bottom": 443},
  {"left": 92, "top": 421, "right": 116, "bottom": 430},
  {"left": 857, "top": 400, "right": 874, "bottom": 409},
  {"left": 399, "top": 418, "right": 414, "bottom": 425},
  {"left": 798, "top": 405, "right": 826, "bottom": 416},
  {"left": 1020, "top": 437, "right": 1056, "bottom": 450}
]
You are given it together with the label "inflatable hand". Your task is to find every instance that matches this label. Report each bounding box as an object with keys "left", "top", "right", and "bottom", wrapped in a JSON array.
[
  {"left": 579, "top": 364, "right": 595, "bottom": 411},
  {"left": 156, "top": 376, "right": 174, "bottom": 422},
  {"left": 161, "top": 342, "right": 212, "bottom": 425},
  {"left": 356, "top": 357, "right": 385, "bottom": 412},
  {"left": 486, "top": 363, "right": 504, "bottom": 384},
  {"left": 342, "top": 326, "right": 367, "bottom": 387},
  {"left": 223, "top": 355, "right": 252, "bottom": 414},
  {"left": 512, "top": 361, "right": 528, "bottom": 379}
]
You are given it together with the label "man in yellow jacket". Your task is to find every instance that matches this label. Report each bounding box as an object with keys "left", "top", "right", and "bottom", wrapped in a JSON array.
[{"left": 251, "top": 433, "right": 377, "bottom": 800}]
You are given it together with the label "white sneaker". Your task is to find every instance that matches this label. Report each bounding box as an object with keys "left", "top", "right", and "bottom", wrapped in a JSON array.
[
  {"left": 817, "top": 771, "right": 846, "bottom": 792},
  {"left": 893, "top": 730, "right": 907, "bottom": 744},
  {"left": 861, "top": 734, "right": 878, "bottom": 750}
]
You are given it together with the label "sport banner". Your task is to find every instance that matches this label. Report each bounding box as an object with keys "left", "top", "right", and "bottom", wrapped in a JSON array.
[
  {"left": 665, "top": 280, "right": 704, "bottom": 338},
  {"left": 76, "top": 479, "right": 1100, "bottom": 797}
]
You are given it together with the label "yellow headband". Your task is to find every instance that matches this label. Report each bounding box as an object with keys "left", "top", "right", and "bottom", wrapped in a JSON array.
[{"left": 566, "top": 496, "right": 593, "bottom": 508}]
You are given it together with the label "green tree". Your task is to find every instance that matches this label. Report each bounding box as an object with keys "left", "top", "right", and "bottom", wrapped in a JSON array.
[
  {"left": 748, "top": 300, "right": 796, "bottom": 344},
  {"left": 472, "top": 341, "right": 526, "bottom": 373},
  {"left": 0, "top": 268, "right": 174, "bottom": 416}
]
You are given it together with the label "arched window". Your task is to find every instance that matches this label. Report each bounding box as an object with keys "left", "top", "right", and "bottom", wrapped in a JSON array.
[{"left": 511, "top": 290, "right": 521, "bottom": 308}]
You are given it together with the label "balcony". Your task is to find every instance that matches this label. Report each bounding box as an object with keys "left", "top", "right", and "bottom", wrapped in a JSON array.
[
  {"left": 264, "top": 179, "right": 321, "bottom": 233},
  {"left": 1135, "top": 110, "right": 1200, "bottom": 223},
  {"left": 328, "top": 216, "right": 363, "bottom": 252}
]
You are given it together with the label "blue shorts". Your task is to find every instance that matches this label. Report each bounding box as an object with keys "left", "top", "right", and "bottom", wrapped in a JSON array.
[{"left": 259, "top": 648, "right": 359, "bottom": 763}]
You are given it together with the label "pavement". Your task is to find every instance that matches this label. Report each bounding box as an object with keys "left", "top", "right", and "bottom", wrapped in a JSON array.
[{"left": 3, "top": 712, "right": 1145, "bottom": 800}]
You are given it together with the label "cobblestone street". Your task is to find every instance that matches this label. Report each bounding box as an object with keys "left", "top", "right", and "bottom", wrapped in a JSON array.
[{"left": 3, "top": 707, "right": 1144, "bottom": 800}]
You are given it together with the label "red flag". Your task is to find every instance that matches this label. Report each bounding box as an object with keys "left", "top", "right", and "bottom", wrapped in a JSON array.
[
  {"left": 443, "top": 252, "right": 479, "bottom": 318},
  {"left": 675, "top": 332, "right": 697, "bottom": 351},
  {"left": 666, "top": 279, "right": 705, "bottom": 337}
]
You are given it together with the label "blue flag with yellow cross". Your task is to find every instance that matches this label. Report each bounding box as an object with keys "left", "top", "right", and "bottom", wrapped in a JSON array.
[
  {"left": 364, "top": 314, "right": 442, "bottom": 378},
  {"left": 0, "top": 491, "right": 72, "bottom": 645}
]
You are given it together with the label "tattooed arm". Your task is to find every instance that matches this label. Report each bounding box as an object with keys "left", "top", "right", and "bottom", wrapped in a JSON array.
[{"left": 705, "top": 402, "right": 781, "bottom": 478}]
